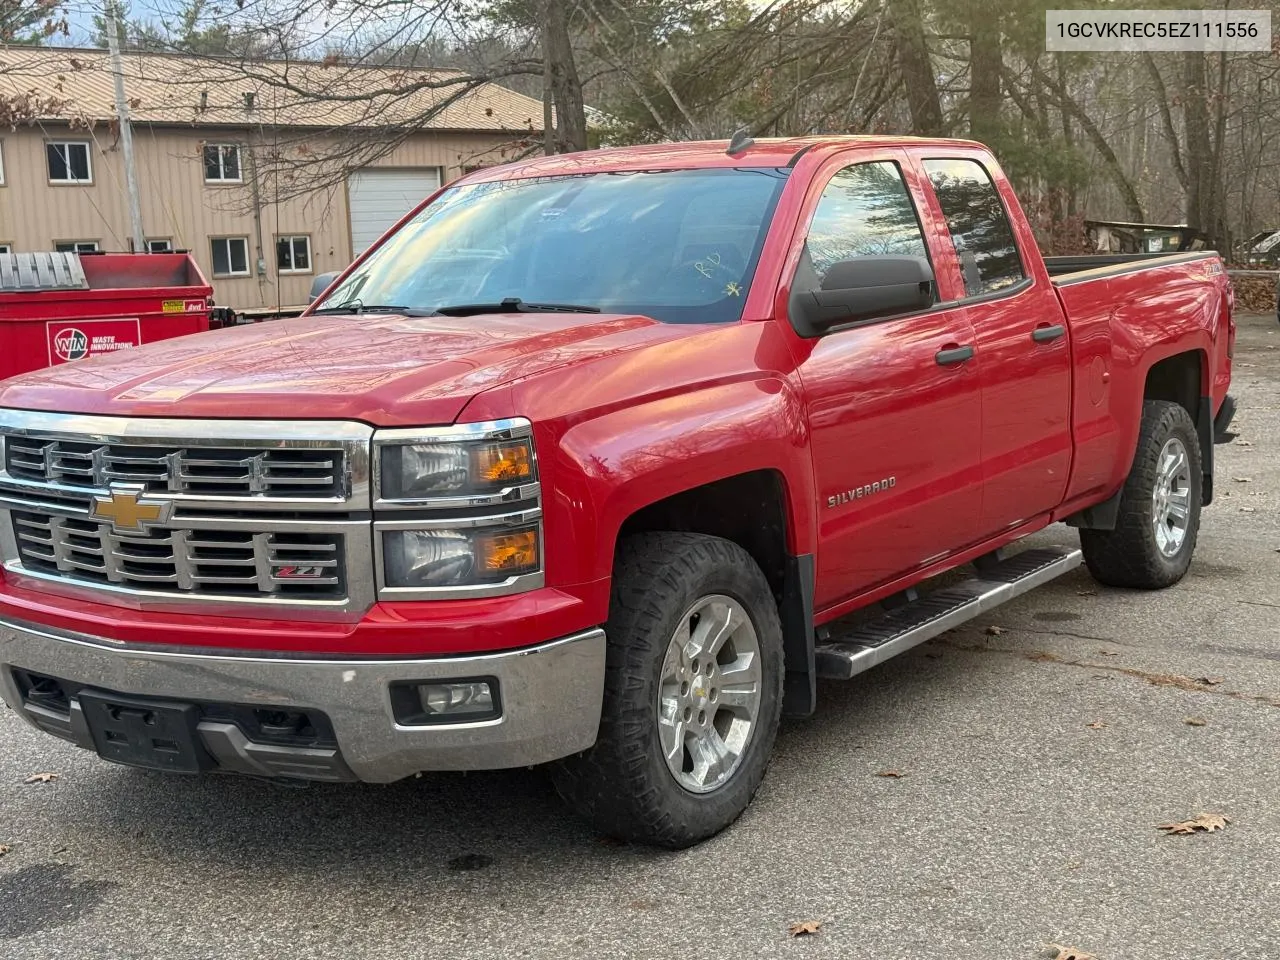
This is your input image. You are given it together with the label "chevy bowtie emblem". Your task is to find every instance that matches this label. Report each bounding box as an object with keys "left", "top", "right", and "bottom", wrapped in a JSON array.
[{"left": 90, "top": 485, "right": 173, "bottom": 533}]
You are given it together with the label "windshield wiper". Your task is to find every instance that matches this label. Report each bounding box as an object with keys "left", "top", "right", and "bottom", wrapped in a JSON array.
[
  {"left": 430, "top": 297, "right": 601, "bottom": 317},
  {"left": 311, "top": 301, "right": 416, "bottom": 316}
]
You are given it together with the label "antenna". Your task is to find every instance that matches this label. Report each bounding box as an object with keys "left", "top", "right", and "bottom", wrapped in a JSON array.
[{"left": 726, "top": 127, "right": 755, "bottom": 156}]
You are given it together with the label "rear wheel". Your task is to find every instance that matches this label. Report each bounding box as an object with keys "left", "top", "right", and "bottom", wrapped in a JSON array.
[
  {"left": 551, "top": 532, "right": 784, "bottom": 849},
  {"left": 1080, "top": 400, "right": 1202, "bottom": 589}
]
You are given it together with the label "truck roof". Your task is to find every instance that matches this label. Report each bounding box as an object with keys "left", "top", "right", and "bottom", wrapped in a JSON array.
[{"left": 468, "top": 135, "right": 989, "bottom": 182}]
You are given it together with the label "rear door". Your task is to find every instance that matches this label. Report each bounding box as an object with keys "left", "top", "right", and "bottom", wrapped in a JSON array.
[
  {"left": 786, "top": 151, "right": 985, "bottom": 609},
  {"left": 916, "top": 154, "right": 1072, "bottom": 532}
]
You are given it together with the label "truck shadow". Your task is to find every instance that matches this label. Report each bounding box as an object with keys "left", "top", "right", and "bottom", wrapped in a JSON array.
[{"left": 54, "top": 640, "right": 983, "bottom": 875}]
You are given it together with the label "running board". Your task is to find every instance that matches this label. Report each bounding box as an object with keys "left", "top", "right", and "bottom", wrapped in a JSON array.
[{"left": 814, "top": 546, "right": 1083, "bottom": 680}]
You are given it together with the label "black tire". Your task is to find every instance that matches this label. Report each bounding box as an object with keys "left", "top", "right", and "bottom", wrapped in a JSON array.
[
  {"left": 1080, "top": 400, "right": 1203, "bottom": 589},
  {"left": 551, "top": 532, "right": 784, "bottom": 849}
]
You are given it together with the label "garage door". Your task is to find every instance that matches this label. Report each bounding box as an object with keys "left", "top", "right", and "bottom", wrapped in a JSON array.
[{"left": 347, "top": 167, "right": 442, "bottom": 256}]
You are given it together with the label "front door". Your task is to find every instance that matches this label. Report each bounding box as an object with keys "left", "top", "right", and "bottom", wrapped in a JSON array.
[{"left": 788, "top": 155, "right": 985, "bottom": 610}]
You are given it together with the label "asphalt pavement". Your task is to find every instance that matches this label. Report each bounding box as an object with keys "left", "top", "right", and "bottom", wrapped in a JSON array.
[{"left": 3, "top": 314, "right": 1280, "bottom": 959}]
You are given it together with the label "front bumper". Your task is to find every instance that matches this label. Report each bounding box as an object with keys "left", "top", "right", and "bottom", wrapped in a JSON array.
[{"left": 0, "top": 616, "right": 605, "bottom": 782}]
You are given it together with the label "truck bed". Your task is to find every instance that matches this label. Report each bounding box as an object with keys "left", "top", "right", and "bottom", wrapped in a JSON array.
[{"left": 1045, "top": 251, "right": 1219, "bottom": 284}]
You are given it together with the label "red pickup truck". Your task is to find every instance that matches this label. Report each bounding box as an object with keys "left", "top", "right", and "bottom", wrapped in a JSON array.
[{"left": 0, "top": 137, "right": 1235, "bottom": 847}]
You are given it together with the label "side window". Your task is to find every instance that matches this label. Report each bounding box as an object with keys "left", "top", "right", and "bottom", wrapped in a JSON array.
[
  {"left": 804, "top": 161, "right": 928, "bottom": 284},
  {"left": 923, "top": 159, "right": 1024, "bottom": 297}
]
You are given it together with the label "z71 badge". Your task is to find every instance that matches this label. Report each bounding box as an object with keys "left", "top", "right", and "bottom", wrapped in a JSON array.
[{"left": 826, "top": 476, "right": 896, "bottom": 508}]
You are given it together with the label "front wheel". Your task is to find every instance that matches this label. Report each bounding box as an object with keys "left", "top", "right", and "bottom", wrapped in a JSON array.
[
  {"left": 551, "top": 532, "right": 784, "bottom": 849},
  {"left": 1080, "top": 399, "right": 1203, "bottom": 589}
]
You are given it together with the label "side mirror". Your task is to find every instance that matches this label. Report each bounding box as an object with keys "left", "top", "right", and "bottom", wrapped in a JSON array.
[
  {"left": 309, "top": 271, "right": 340, "bottom": 301},
  {"left": 791, "top": 255, "right": 935, "bottom": 337}
]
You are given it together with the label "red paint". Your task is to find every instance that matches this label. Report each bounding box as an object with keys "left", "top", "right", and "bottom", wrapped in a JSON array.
[
  {"left": 0, "top": 138, "right": 1233, "bottom": 654},
  {"left": 0, "top": 252, "right": 212, "bottom": 380}
]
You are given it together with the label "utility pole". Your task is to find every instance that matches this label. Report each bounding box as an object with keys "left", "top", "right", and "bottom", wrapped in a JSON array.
[{"left": 104, "top": 0, "right": 146, "bottom": 253}]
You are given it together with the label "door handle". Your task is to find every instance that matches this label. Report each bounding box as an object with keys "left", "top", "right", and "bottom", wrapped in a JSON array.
[
  {"left": 935, "top": 344, "right": 975, "bottom": 366},
  {"left": 1031, "top": 324, "right": 1066, "bottom": 343}
]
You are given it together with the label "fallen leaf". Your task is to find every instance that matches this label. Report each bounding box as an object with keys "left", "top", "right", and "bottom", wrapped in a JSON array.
[
  {"left": 788, "top": 920, "right": 822, "bottom": 937},
  {"left": 0, "top": 844, "right": 10, "bottom": 857},
  {"left": 1236, "top": 440, "right": 1254, "bottom": 446},
  {"left": 1184, "top": 716, "right": 1208, "bottom": 726},
  {"left": 1240, "top": 506, "right": 1257, "bottom": 513},
  {"left": 1232, "top": 477, "right": 1253, "bottom": 483},
  {"left": 1097, "top": 650, "right": 1119, "bottom": 657},
  {"left": 1028, "top": 651, "right": 1062, "bottom": 663},
  {"left": 1085, "top": 720, "right": 1107, "bottom": 729},
  {"left": 985, "top": 625, "right": 1005, "bottom": 636},
  {"left": 1145, "top": 673, "right": 1223, "bottom": 692},
  {"left": 1076, "top": 589, "right": 1098, "bottom": 597},
  {"left": 23, "top": 772, "right": 58, "bottom": 784},
  {"left": 1156, "top": 813, "right": 1230, "bottom": 835},
  {"left": 1045, "top": 945, "right": 1098, "bottom": 960},
  {"left": 875, "top": 769, "right": 906, "bottom": 778}
]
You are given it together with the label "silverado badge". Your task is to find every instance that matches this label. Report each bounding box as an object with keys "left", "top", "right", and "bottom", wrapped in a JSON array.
[
  {"left": 826, "top": 476, "right": 897, "bottom": 509},
  {"left": 90, "top": 485, "right": 173, "bottom": 534}
]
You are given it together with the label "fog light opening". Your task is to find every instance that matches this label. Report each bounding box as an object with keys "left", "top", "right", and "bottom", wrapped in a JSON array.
[{"left": 390, "top": 678, "right": 502, "bottom": 725}]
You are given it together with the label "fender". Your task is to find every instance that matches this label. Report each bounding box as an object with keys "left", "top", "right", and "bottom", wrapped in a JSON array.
[
  {"left": 555, "top": 376, "right": 815, "bottom": 585},
  {"left": 1058, "top": 262, "right": 1226, "bottom": 505}
]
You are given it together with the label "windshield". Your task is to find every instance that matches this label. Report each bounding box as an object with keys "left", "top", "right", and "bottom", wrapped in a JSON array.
[{"left": 316, "top": 167, "right": 790, "bottom": 324}]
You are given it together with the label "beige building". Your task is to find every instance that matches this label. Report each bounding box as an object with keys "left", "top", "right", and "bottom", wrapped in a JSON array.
[{"left": 0, "top": 46, "right": 545, "bottom": 307}]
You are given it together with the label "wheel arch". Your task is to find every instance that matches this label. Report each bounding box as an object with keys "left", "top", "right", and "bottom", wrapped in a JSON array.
[
  {"left": 616, "top": 470, "right": 816, "bottom": 719},
  {"left": 1142, "top": 349, "right": 1213, "bottom": 505}
]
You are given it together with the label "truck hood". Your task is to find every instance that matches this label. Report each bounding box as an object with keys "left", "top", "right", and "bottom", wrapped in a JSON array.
[{"left": 0, "top": 311, "right": 695, "bottom": 425}]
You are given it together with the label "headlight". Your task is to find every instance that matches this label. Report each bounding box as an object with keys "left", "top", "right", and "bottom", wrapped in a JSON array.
[
  {"left": 373, "top": 420, "right": 543, "bottom": 598},
  {"left": 382, "top": 521, "right": 540, "bottom": 589},
  {"left": 379, "top": 436, "right": 534, "bottom": 501}
]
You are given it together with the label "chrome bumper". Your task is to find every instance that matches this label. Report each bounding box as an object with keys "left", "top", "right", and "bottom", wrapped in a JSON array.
[{"left": 0, "top": 616, "right": 605, "bottom": 782}]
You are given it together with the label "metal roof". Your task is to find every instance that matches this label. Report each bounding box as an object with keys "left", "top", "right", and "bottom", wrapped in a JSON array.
[
  {"left": 0, "top": 252, "right": 89, "bottom": 293},
  {"left": 0, "top": 46, "right": 545, "bottom": 134}
]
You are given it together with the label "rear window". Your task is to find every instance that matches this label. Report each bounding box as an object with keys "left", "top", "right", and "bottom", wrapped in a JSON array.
[{"left": 923, "top": 159, "right": 1025, "bottom": 297}]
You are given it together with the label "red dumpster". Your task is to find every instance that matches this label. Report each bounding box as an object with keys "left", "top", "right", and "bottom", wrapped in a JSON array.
[{"left": 0, "top": 252, "right": 213, "bottom": 380}]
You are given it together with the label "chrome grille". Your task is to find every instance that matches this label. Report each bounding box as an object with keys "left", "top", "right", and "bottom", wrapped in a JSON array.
[
  {"left": 5, "top": 437, "right": 345, "bottom": 499},
  {"left": 0, "top": 411, "right": 374, "bottom": 616},
  {"left": 13, "top": 511, "right": 345, "bottom": 599}
]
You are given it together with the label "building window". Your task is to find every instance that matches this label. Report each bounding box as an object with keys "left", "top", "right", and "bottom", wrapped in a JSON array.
[
  {"left": 275, "top": 235, "right": 311, "bottom": 274},
  {"left": 0, "top": 244, "right": 11, "bottom": 254},
  {"left": 54, "top": 240, "right": 99, "bottom": 253},
  {"left": 210, "top": 237, "right": 250, "bottom": 276},
  {"left": 47, "top": 141, "right": 93, "bottom": 183},
  {"left": 0, "top": 141, "right": 6, "bottom": 185},
  {"left": 147, "top": 238, "right": 174, "bottom": 253},
  {"left": 203, "top": 144, "right": 242, "bottom": 183}
]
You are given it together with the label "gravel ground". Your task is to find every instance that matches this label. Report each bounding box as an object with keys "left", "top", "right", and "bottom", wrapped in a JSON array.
[{"left": 2, "top": 314, "right": 1279, "bottom": 960}]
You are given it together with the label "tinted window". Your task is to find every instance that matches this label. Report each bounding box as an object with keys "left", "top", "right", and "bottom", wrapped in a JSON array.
[
  {"left": 318, "top": 168, "right": 787, "bottom": 325},
  {"left": 923, "top": 159, "right": 1024, "bottom": 297},
  {"left": 804, "top": 161, "right": 927, "bottom": 283}
]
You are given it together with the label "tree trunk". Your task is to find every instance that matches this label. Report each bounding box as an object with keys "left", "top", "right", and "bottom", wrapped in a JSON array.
[
  {"left": 886, "top": 0, "right": 943, "bottom": 136},
  {"left": 541, "top": 0, "right": 587, "bottom": 153},
  {"left": 1181, "top": 51, "right": 1227, "bottom": 249},
  {"left": 968, "top": 13, "right": 1002, "bottom": 142}
]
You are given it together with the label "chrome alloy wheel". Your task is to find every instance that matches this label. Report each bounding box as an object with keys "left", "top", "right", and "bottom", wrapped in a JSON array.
[
  {"left": 657, "top": 595, "right": 762, "bottom": 794},
  {"left": 1152, "top": 436, "right": 1193, "bottom": 557}
]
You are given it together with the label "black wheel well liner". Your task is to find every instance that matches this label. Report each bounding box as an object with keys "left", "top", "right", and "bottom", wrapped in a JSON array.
[
  {"left": 617, "top": 470, "right": 816, "bottom": 718},
  {"left": 1143, "top": 350, "right": 1213, "bottom": 506}
]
